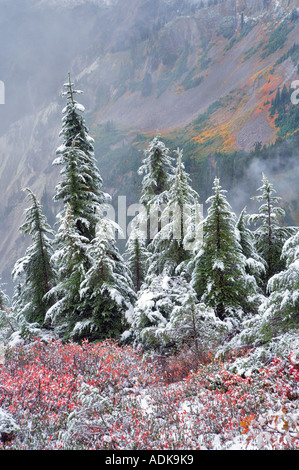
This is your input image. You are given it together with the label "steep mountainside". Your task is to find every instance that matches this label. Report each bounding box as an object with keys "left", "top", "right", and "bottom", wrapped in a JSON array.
[{"left": 0, "top": 0, "right": 298, "bottom": 293}]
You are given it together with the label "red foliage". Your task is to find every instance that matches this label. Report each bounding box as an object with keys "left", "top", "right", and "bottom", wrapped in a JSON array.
[
  {"left": 0, "top": 338, "right": 298, "bottom": 449},
  {"left": 0, "top": 338, "right": 159, "bottom": 449}
]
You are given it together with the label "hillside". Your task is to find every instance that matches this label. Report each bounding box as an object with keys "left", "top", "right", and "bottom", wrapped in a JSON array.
[{"left": 0, "top": 0, "right": 298, "bottom": 292}]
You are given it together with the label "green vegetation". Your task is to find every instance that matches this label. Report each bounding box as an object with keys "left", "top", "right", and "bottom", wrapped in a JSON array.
[
  {"left": 180, "top": 68, "right": 203, "bottom": 91},
  {"left": 243, "top": 18, "right": 295, "bottom": 63},
  {"left": 260, "top": 19, "right": 294, "bottom": 59},
  {"left": 242, "top": 40, "right": 263, "bottom": 61},
  {"left": 269, "top": 84, "right": 299, "bottom": 137},
  {"left": 217, "top": 16, "right": 235, "bottom": 40},
  {"left": 156, "top": 45, "right": 189, "bottom": 97},
  {"left": 274, "top": 43, "right": 299, "bottom": 67},
  {"left": 193, "top": 100, "right": 223, "bottom": 128},
  {"left": 225, "top": 19, "right": 257, "bottom": 52}
]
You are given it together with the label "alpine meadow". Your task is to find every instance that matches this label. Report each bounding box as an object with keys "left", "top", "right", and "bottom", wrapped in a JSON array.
[{"left": 0, "top": 0, "right": 299, "bottom": 452}]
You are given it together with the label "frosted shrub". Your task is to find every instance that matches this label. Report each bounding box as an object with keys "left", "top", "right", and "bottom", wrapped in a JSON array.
[
  {"left": 60, "top": 382, "right": 112, "bottom": 449},
  {"left": 127, "top": 275, "right": 222, "bottom": 354},
  {"left": 0, "top": 336, "right": 298, "bottom": 450}
]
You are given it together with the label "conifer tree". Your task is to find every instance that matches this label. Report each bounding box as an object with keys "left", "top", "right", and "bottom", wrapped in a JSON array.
[
  {"left": 262, "top": 228, "right": 299, "bottom": 333},
  {"left": 53, "top": 73, "right": 106, "bottom": 241},
  {"left": 125, "top": 226, "right": 149, "bottom": 292},
  {"left": 48, "top": 76, "right": 135, "bottom": 341},
  {"left": 45, "top": 203, "right": 90, "bottom": 338},
  {"left": 236, "top": 207, "right": 266, "bottom": 292},
  {"left": 0, "top": 281, "right": 8, "bottom": 313},
  {"left": 166, "top": 287, "right": 220, "bottom": 357},
  {"left": 192, "top": 178, "right": 255, "bottom": 322},
  {"left": 75, "top": 223, "right": 136, "bottom": 341},
  {"left": 248, "top": 173, "right": 297, "bottom": 289},
  {"left": 125, "top": 275, "right": 190, "bottom": 351},
  {"left": 147, "top": 148, "right": 200, "bottom": 278},
  {"left": 137, "top": 136, "right": 174, "bottom": 244},
  {"left": 126, "top": 274, "right": 218, "bottom": 353},
  {"left": 11, "top": 188, "right": 56, "bottom": 326},
  {"left": 49, "top": 74, "right": 105, "bottom": 337}
]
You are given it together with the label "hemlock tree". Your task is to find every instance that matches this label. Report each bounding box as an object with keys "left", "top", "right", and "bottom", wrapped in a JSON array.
[
  {"left": 147, "top": 148, "right": 200, "bottom": 279},
  {"left": 125, "top": 226, "right": 149, "bottom": 292},
  {"left": 125, "top": 275, "right": 219, "bottom": 353},
  {"left": 0, "top": 282, "right": 13, "bottom": 343},
  {"left": 191, "top": 178, "right": 256, "bottom": 322},
  {"left": 165, "top": 284, "right": 221, "bottom": 357},
  {"left": 236, "top": 207, "right": 266, "bottom": 293},
  {"left": 49, "top": 75, "right": 105, "bottom": 337},
  {"left": 45, "top": 203, "right": 90, "bottom": 339},
  {"left": 74, "top": 219, "right": 136, "bottom": 341},
  {"left": 248, "top": 173, "right": 297, "bottom": 290},
  {"left": 262, "top": 227, "right": 299, "bottom": 334},
  {"left": 11, "top": 188, "right": 56, "bottom": 326},
  {"left": 125, "top": 275, "right": 197, "bottom": 351},
  {"left": 48, "top": 76, "right": 136, "bottom": 341},
  {"left": 53, "top": 73, "right": 106, "bottom": 241},
  {"left": 137, "top": 136, "right": 174, "bottom": 245}
]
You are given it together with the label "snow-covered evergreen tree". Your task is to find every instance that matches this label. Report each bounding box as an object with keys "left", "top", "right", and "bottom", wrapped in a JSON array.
[
  {"left": 0, "top": 282, "right": 13, "bottom": 344},
  {"left": 248, "top": 173, "right": 297, "bottom": 289},
  {"left": 125, "top": 226, "right": 149, "bottom": 292},
  {"left": 11, "top": 188, "right": 56, "bottom": 326},
  {"left": 147, "top": 148, "right": 200, "bottom": 278},
  {"left": 0, "top": 281, "right": 8, "bottom": 313},
  {"left": 138, "top": 135, "right": 174, "bottom": 208},
  {"left": 124, "top": 275, "right": 187, "bottom": 351},
  {"left": 236, "top": 207, "right": 266, "bottom": 293},
  {"left": 75, "top": 219, "right": 136, "bottom": 341},
  {"left": 125, "top": 275, "right": 218, "bottom": 352},
  {"left": 53, "top": 73, "right": 106, "bottom": 242},
  {"left": 45, "top": 203, "right": 90, "bottom": 339},
  {"left": 49, "top": 75, "right": 103, "bottom": 338},
  {"left": 191, "top": 178, "right": 256, "bottom": 322},
  {"left": 48, "top": 76, "right": 136, "bottom": 341},
  {"left": 261, "top": 227, "right": 299, "bottom": 335},
  {"left": 165, "top": 284, "right": 221, "bottom": 355},
  {"left": 137, "top": 136, "right": 174, "bottom": 244}
]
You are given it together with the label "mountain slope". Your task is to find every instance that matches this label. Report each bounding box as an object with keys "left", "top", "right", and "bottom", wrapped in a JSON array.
[{"left": 0, "top": 0, "right": 298, "bottom": 294}]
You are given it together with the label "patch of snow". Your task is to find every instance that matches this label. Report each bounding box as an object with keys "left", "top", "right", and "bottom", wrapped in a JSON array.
[
  {"left": 0, "top": 342, "right": 4, "bottom": 365},
  {"left": 7, "top": 331, "right": 24, "bottom": 348},
  {"left": 0, "top": 408, "right": 19, "bottom": 435},
  {"left": 212, "top": 260, "right": 225, "bottom": 271},
  {"left": 108, "top": 287, "right": 124, "bottom": 306},
  {"left": 77, "top": 59, "right": 100, "bottom": 81},
  {"left": 74, "top": 103, "right": 85, "bottom": 113},
  {"left": 161, "top": 276, "right": 171, "bottom": 290}
]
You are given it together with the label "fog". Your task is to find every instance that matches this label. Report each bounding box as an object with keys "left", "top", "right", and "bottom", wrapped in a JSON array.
[
  {"left": 0, "top": 0, "right": 105, "bottom": 135},
  {"left": 0, "top": 0, "right": 298, "bottom": 297}
]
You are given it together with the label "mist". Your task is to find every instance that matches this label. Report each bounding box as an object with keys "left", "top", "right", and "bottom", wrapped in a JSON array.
[
  {"left": 228, "top": 142, "right": 299, "bottom": 225},
  {"left": 0, "top": 0, "right": 298, "bottom": 297}
]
